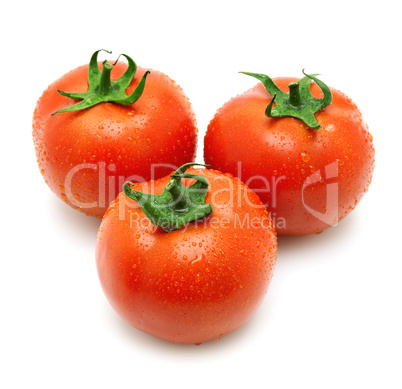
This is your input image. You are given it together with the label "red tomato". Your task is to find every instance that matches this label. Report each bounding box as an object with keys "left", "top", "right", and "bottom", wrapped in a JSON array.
[
  {"left": 204, "top": 73, "right": 375, "bottom": 235},
  {"left": 96, "top": 166, "right": 277, "bottom": 344},
  {"left": 32, "top": 51, "right": 197, "bottom": 217}
]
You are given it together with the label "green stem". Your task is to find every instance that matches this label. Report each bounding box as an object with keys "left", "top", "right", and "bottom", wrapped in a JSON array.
[
  {"left": 165, "top": 179, "right": 190, "bottom": 212},
  {"left": 99, "top": 60, "right": 113, "bottom": 95},
  {"left": 240, "top": 70, "right": 333, "bottom": 130},
  {"left": 288, "top": 82, "right": 304, "bottom": 109},
  {"left": 123, "top": 163, "right": 213, "bottom": 232},
  {"left": 52, "top": 50, "right": 150, "bottom": 115}
]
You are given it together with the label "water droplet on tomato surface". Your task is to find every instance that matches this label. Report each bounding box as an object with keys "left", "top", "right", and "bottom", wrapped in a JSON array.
[{"left": 299, "top": 151, "right": 310, "bottom": 163}]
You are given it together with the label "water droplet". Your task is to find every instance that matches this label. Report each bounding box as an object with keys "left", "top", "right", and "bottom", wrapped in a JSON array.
[{"left": 299, "top": 151, "right": 310, "bottom": 163}]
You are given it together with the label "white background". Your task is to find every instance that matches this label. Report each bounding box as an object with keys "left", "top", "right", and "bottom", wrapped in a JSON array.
[{"left": 1, "top": 1, "right": 401, "bottom": 388}]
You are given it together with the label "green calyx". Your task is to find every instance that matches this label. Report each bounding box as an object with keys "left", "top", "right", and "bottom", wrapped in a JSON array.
[
  {"left": 240, "top": 70, "right": 332, "bottom": 130},
  {"left": 123, "top": 163, "right": 213, "bottom": 232},
  {"left": 52, "top": 49, "right": 150, "bottom": 115}
]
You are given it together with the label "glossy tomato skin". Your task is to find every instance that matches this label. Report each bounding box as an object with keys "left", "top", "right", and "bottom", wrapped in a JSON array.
[
  {"left": 204, "top": 78, "right": 375, "bottom": 235},
  {"left": 96, "top": 168, "right": 277, "bottom": 344},
  {"left": 33, "top": 62, "right": 197, "bottom": 217}
]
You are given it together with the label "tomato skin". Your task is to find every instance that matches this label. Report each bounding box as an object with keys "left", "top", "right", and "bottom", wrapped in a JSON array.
[
  {"left": 96, "top": 168, "right": 277, "bottom": 344},
  {"left": 204, "top": 78, "right": 375, "bottom": 235},
  {"left": 33, "top": 62, "right": 197, "bottom": 217}
]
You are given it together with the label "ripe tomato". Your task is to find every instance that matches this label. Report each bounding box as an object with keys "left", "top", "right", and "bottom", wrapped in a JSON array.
[
  {"left": 204, "top": 72, "right": 375, "bottom": 235},
  {"left": 95, "top": 164, "right": 277, "bottom": 344},
  {"left": 33, "top": 50, "right": 197, "bottom": 218}
]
